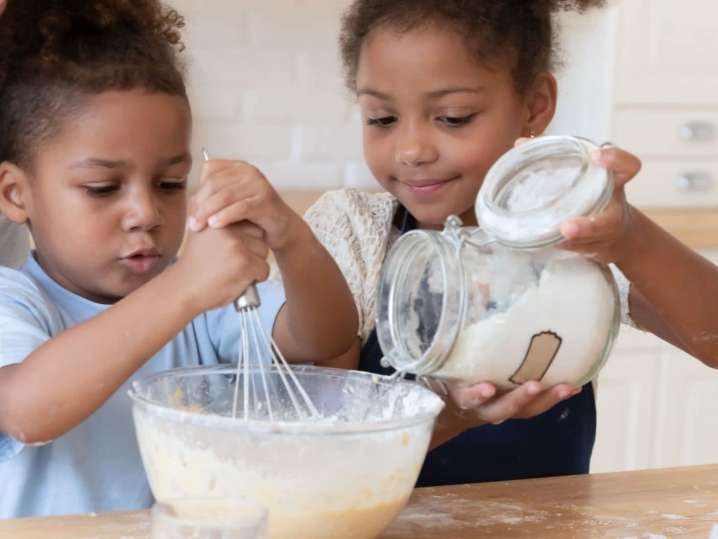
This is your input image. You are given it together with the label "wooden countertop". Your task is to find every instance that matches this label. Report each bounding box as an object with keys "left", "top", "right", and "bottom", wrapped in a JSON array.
[
  {"left": 4, "top": 465, "right": 718, "bottom": 539},
  {"left": 278, "top": 189, "right": 718, "bottom": 250},
  {"left": 643, "top": 208, "right": 718, "bottom": 250}
]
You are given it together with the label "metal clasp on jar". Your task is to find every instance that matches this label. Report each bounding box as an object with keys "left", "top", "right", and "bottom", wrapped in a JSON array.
[{"left": 441, "top": 215, "right": 497, "bottom": 253}]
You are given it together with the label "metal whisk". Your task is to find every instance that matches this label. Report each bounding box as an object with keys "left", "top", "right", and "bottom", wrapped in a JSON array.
[{"left": 201, "top": 149, "right": 319, "bottom": 422}]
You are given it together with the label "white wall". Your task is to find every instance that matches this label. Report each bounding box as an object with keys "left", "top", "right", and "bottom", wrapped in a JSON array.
[
  {"left": 549, "top": 4, "right": 619, "bottom": 144},
  {"left": 169, "top": 0, "right": 366, "bottom": 189},
  {"left": 169, "top": 0, "right": 617, "bottom": 189}
]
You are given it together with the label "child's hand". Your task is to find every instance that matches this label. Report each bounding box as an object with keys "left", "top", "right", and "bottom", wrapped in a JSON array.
[
  {"left": 448, "top": 380, "right": 579, "bottom": 423},
  {"left": 175, "top": 221, "right": 270, "bottom": 313},
  {"left": 426, "top": 377, "right": 580, "bottom": 443},
  {"left": 558, "top": 145, "right": 642, "bottom": 264},
  {"left": 188, "top": 159, "right": 302, "bottom": 251}
]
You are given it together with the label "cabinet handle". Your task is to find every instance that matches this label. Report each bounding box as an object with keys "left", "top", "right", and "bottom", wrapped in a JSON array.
[
  {"left": 673, "top": 172, "right": 713, "bottom": 192},
  {"left": 677, "top": 121, "right": 715, "bottom": 142}
]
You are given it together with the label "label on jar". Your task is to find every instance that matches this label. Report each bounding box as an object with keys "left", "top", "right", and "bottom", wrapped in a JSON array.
[{"left": 509, "top": 331, "right": 563, "bottom": 385}]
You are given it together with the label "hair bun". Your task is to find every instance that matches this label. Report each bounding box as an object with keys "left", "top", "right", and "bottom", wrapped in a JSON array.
[
  {"left": 0, "top": 0, "right": 184, "bottom": 89},
  {"left": 0, "top": 0, "right": 186, "bottom": 166}
]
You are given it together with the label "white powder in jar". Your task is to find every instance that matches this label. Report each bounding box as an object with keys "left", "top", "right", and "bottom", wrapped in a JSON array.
[
  {"left": 433, "top": 253, "right": 618, "bottom": 389},
  {"left": 505, "top": 163, "right": 583, "bottom": 212}
]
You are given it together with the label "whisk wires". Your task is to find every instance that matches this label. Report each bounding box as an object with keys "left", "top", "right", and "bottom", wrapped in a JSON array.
[{"left": 201, "top": 147, "right": 319, "bottom": 422}]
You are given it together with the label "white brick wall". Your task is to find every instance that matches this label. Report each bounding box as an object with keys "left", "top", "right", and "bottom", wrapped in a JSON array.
[
  {"left": 169, "top": 1, "right": 614, "bottom": 190},
  {"left": 169, "top": 0, "right": 368, "bottom": 190}
]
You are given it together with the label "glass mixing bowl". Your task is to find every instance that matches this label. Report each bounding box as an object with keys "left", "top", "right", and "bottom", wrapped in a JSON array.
[{"left": 129, "top": 365, "right": 444, "bottom": 539}]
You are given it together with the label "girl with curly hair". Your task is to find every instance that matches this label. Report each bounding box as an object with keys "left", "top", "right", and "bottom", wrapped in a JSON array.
[
  {"left": 305, "top": 0, "right": 718, "bottom": 486},
  {"left": 0, "top": 0, "right": 357, "bottom": 517}
]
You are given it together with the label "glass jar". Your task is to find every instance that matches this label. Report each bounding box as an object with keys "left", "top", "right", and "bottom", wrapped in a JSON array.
[{"left": 376, "top": 135, "right": 621, "bottom": 389}]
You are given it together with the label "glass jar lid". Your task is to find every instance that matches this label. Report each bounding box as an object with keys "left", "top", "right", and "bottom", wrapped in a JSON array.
[
  {"left": 475, "top": 135, "right": 613, "bottom": 249},
  {"left": 375, "top": 225, "right": 466, "bottom": 375}
]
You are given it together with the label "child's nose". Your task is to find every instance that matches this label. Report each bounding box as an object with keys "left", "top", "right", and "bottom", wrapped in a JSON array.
[
  {"left": 122, "top": 190, "right": 162, "bottom": 232},
  {"left": 395, "top": 123, "right": 438, "bottom": 167}
]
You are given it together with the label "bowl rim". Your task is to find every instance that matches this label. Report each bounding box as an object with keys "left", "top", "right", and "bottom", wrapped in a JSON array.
[{"left": 128, "top": 364, "right": 445, "bottom": 435}]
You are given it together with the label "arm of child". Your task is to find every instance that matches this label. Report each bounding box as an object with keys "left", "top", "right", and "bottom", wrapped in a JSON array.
[
  {"left": 314, "top": 337, "right": 362, "bottom": 370},
  {"left": 558, "top": 146, "right": 718, "bottom": 367},
  {"left": 188, "top": 160, "right": 358, "bottom": 365},
  {"left": 0, "top": 224, "right": 269, "bottom": 445}
]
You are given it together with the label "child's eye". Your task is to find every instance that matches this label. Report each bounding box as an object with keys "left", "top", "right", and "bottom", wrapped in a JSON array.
[
  {"left": 367, "top": 116, "right": 397, "bottom": 128},
  {"left": 438, "top": 114, "right": 476, "bottom": 127},
  {"left": 83, "top": 183, "right": 119, "bottom": 196},
  {"left": 157, "top": 179, "right": 187, "bottom": 191}
]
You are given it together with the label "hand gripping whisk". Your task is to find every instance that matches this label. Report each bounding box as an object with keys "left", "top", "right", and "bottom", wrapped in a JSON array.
[{"left": 201, "top": 149, "right": 319, "bottom": 422}]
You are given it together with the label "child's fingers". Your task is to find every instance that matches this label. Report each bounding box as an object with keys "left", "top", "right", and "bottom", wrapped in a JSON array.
[
  {"left": 236, "top": 233, "right": 268, "bottom": 260},
  {"left": 198, "top": 159, "right": 242, "bottom": 183},
  {"left": 227, "top": 231, "right": 270, "bottom": 277},
  {"left": 189, "top": 173, "right": 242, "bottom": 230},
  {"left": 186, "top": 197, "right": 202, "bottom": 232},
  {"left": 193, "top": 164, "right": 271, "bottom": 226},
  {"left": 449, "top": 382, "right": 497, "bottom": 409},
  {"left": 560, "top": 201, "right": 625, "bottom": 243},
  {"left": 592, "top": 146, "right": 642, "bottom": 187},
  {"left": 195, "top": 161, "right": 258, "bottom": 204},
  {"left": 514, "top": 384, "right": 581, "bottom": 419},
  {"left": 193, "top": 181, "right": 261, "bottom": 227},
  {"left": 480, "top": 383, "right": 580, "bottom": 424},
  {"left": 473, "top": 381, "right": 543, "bottom": 424},
  {"left": 557, "top": 238, "right": 602, "bottom": 255},
  {"left": 238, "top": 257, "right": 270, "bottom": 287},
  {"left": 234, "top": 222, "right": 265, "bottom": 239},
  {"left": 560, "top": 216, "right": 600, "bottom": 241},
  {"left": 206, "top": 199, "right": 256, "bottom": 229},
  {"left": 206, "top": 186, "right": 281, "bottom": 229}
]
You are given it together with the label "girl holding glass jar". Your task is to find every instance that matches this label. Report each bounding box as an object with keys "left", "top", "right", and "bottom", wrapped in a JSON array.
[{"left": 305, "top": 0, "right": 718, "bottom": 486}]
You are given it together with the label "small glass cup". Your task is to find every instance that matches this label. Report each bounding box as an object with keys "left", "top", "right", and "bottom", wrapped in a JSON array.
[{"left": 151, "top": 497, "right": 268, "bottom": 539}]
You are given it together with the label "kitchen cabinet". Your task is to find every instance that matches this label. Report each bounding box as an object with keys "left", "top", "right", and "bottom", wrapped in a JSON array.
[
  {"left": 595, "top": 0, "right": 718, "bottom": 472},
  {"left": 612, "top": 0, "right": 718, "bottom": 209},
  {"left": 614, "top": 0, "right": 718, "bottom": 106},
  {"left": 592, "top": 250, "right": 718, "bottom": 473}
]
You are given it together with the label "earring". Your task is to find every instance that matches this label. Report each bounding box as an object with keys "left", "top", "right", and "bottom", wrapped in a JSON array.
[{"left": 529, "top": 128, "right": 536, "bottom": 139}]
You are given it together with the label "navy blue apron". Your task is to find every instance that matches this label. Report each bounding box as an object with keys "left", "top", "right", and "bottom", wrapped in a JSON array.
[{"left": 360, "top": 205, "right": 596, "bottom": 487}]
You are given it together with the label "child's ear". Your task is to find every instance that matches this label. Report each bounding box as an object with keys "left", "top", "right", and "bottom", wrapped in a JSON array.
[
  {"left": 0, "top": 161, "right": 31, "bottom": 224},
  {"left": 524, "top": 71, "right": 558, "bottom": 137}
]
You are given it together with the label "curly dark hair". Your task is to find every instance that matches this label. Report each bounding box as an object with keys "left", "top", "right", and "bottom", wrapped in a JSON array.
[
  {"left": 339, "top": 0, "right": 606, "bottom": 93},
  {"left": 0, "top": 0, "right": 187, "bottom": 167}
]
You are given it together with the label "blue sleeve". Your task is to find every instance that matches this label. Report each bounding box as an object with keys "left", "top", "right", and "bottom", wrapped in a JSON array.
[
  {"left": 0, "top": 268, "right": 58, "bottom": 461},
  {"left": 0, "top": 433, "right": 23, "bottom": 461},
  {"left": 205, "top": 279, "right": 286, "bottom": 364}
]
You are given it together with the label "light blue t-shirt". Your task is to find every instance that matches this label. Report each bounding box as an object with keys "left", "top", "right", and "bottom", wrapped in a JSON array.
[{"left": 0, "top": 254, "right": 286, "bottom": 518}]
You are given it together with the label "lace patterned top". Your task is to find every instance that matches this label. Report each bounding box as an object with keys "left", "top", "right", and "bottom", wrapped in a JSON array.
[{"left": 305, "top": 188, "right": 635, "bottom": 344}]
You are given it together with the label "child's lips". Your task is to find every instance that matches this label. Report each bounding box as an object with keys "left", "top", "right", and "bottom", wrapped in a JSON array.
[
  {"left": 401, "top": 176, "right": 458, "bottom": 195},
  {"left": 119, "top": 253, "right": 161, "bottom": 274},
  {"left": 407, "top": 182, "right": 445, "bottom": 194}
]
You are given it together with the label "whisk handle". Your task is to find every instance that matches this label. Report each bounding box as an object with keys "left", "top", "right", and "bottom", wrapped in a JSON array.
[{"left": 234, "top": 284, "right": 261, "bottom": 311}]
